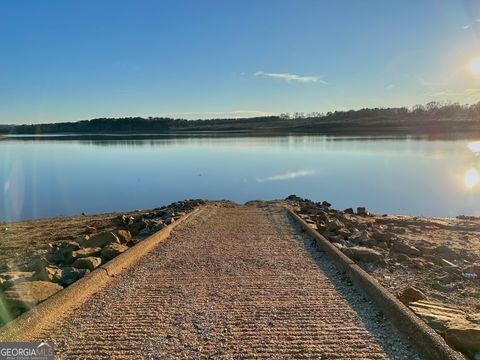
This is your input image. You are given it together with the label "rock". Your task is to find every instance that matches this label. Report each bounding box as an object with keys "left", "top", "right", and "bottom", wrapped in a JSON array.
[
  {"left": 408, "top": 300, "right": 466, "bottom": 334},
  {"left": 3, "top": 281, "right": 63, "bottom": 312},
  {"left": 322, "top": 201, "right": 331, "bottom": 207},
  {"left": 164, "top": 217, "right": 175, "bottom": 225},
  {"left": 57, "top": 267, "right": 90, "bottom": 286},
  {"left": 357, "top": 207, "right": 367, "bottom": 216},
  {"left": 81, "top": 232, "right": 120, "bottom": 248},
  {"left": 128, "top": 219, "right": 148, "bottom": 235},
  {"left": 329, "top": 235, "right": 346, "bottom": 245},
  {"left": 85, "top": 226, "right": 97, "bottom": 234},
  {"left": 0, "top": 271, "right": 35, "bottom": 289},
  {"left": 101, "top": 243, "right": 129, "bottom": 260},
  {"left": 47, "top": 241, "right": 80, "bottom": 263},
  {"left": 321, "top": 230, "right": 336, "bottom": 240},
  {"left": 33, "top": 265, "right": 62, "bottom": 282},
  {"left": 72, "top": 257, "right": 102, "bottom": 271},
  {"left": 336, "top": 227, "right": 350, "bottom": 239},
  {"left": 116, "top": 230, "right": 132, "bottom": 244},
  {"left": 372, "top": 229, "right": 395, "bottom": 243},
  {"left": 332, "top": 243, "right": 345, "bottom": 251},
  {"left": 391, "top": 241, "right": 421, "bottom": 256},
  {"left": 326, "top": 218, "right": 344, "bottom": 232},
  {"left": 344, "top": 208, "right": 354, "bottom": 214},
  {"left": 445, "top": 324, "right": 480, "bottom": 357},
  {"left": 71, "top": 247, "right": 102, "bottom": 260},
  {"left": 398, "top": 286, "right": 427, "bottom": 305},
  {"left": 343, "top": 246, "right": 384, "bottom": 263},
  {"left": 434, "top": 245, "right": 460, "bottom": 262},
  {"left": 28, "top": 256, "right": 51, "bottom": 273},
  {"left": 348, "top": 230, "right": 371, "bottom": 244}
]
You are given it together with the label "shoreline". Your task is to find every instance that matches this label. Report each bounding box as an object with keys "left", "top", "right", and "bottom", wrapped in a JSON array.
[{"left": 2, "top": 131, "right": 480, "bottom": 141}]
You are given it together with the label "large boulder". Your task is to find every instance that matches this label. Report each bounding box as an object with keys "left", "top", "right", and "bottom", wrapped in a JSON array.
[
  {"left": 0, "top": 272, "right": 35, "bottom": 289},
  {"left": 101, "top": 243, "right": 129, "bottom": 260},
  {"left": 72, "top": 257, "right": 102, "bottom": 271},
  {"left": 391, "top": 241, "right": 421, "bottom": 256},
  {"left": 71, "top": 247, "right": 102, "bottom": 260},
  {"left": 47, "top": 241, "right": 80, "bottom": 263},
  {"left": 326, "top": 218, "right": 344, "bottom": 232},
  {"left": 408, "top": 300, "right": 466, "bottom": 334},
  {"left": 343, "top": 246, "right": 384, "bottom": 263},
  {"left": 56, "top": 267, "right": 90, "bottom": 286},
  {"left": 445, "top": 324, "right": 480, "bottom": 357},
  {"left": 116, "top": 230, "right": 132, "bottom": 244},
  {"left": 2, "top": 281, "right": 63, "bottom": 311},
  {"left": 33, "top": 266, "right": 63, "bottom": 282},
  {"left": 348, "top": 230, "right": 371, "bottom": 244},
  {"left": 80, "top": 232, "right": 120, "bottom": 248},
  {"left": 127, "top": 219, "right": 148, "bottom": 235},
  {"left": 398, "top": 286, "right": 427, "bottom": 305}
]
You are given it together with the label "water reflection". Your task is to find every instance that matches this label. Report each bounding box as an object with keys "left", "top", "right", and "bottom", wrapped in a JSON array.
[
  {"left": 465, "top": 141, "right": 480, "bottom": 189},
  {"left": 256, "top": 170, "right": 315, "bottom": 183},
  {"left": 464, "top": 168, "right": 480, "bottom": 189},
  {"left": 2, "top": 136, "right": 480, "bottom": 220}
]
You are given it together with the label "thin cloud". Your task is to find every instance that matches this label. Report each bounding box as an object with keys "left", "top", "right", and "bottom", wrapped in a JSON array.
[
  {"left": 256, "top": 170, "right": 315, "bottom": 183},
  {"left": 254, "top": 71, "right": 327, "bottom": 84},
  {"left": 385, "top": 84, "right": 395, "bottom": 90},
  {"left": 462, "top": 18, "right": 480, "bottom": 29},
  {"left": 419, "top": 77, "right": 447, "bottom": 87}
]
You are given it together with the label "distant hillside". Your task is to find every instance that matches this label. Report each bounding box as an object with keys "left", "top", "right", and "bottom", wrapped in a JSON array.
[{"left": 2, "top": 101, "right": 480, "bottom": 137}]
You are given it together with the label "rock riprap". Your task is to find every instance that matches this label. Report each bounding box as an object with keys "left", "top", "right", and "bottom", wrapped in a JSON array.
[
  {"left": 287, "top": 195, "right": 480, "bottom": 359},
  {"left": 0, "top": 199, "right": 204, "bottom": 323},
  {"left": 2, "top": 281, "right": 63, "bottom": 317}
]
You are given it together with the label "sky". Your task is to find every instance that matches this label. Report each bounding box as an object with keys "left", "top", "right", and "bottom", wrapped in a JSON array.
[{"left": 1, "top": 0, "right": 480, "bottom": 124}]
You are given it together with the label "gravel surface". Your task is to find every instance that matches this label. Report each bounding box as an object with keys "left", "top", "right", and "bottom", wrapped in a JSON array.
[{"left": 36, "top": 202, "right": 422, "bottom": 359}]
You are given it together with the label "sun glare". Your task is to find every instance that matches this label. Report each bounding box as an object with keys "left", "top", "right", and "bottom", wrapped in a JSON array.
[
  {"left": 464, "top": 167, "right": 480, "bottom": 189},
  {"left": 467, "top": 141, "right": 480, "bottom": 154},
  {"left": 469, "top": 57, "right": 480, "bottom": 75}
]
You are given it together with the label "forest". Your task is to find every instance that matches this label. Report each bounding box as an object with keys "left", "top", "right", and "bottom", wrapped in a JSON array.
[{"left": 2, "top": 101, "right": 480, "bottom": 137}]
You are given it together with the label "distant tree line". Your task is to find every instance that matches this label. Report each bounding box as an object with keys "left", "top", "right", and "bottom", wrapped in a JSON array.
[{"left": 1, "top": 101, "right": 480, "bottom": 136}]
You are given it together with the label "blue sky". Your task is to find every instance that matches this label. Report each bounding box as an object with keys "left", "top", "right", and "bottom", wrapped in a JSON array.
[{"left": 1, "top": 0, "right": 480, "bottom": 124}]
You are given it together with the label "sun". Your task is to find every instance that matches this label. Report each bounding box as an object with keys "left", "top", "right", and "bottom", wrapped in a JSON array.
[{"left": 469, "top": 57, "right": 480, "bottom": 75}]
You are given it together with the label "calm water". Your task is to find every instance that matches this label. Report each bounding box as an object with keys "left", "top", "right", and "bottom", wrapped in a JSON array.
[{"left": 1, "top": 135, "right": 480, "bottom": 221}]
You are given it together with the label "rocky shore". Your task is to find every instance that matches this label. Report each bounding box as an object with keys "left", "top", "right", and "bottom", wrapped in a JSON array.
[
  {"left": 287, "top": 195, "right": 480, "bottom": 358},
  {"left": 0, "top": 199, "right": 204, "bottom": 323}
]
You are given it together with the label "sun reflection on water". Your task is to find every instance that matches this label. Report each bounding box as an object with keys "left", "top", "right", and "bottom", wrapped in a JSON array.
[
  {"left": 467, "top": 141, "right": 480, "bottom": 154},
  {"left": 464, "top": 167, "right": 480, "bottom": 189}
]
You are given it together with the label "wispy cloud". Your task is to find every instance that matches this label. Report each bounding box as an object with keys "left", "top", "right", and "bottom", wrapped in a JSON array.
[
  {"left": 419, "top": 77, "right": 447, "bottom": 88},
  {"left": 254, "top": 71, "right": 327, "bottom": 84},
  {"left": 256, "top": 170, "right": 315, "bottom": 183},
  {"left": 462, "top": 18, "right": 480, "bottom": 29},
  {"left": 385, "top": 84, "right": 395, "bottom": 90}
]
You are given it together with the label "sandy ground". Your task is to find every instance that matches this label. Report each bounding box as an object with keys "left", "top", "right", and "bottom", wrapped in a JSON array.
[{"left": 17, "top": 202, "right": 421, "bottom": 359}]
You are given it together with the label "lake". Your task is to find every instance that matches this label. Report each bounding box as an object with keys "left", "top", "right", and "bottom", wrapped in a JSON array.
[{"left": 1, "top": 135, "right": 480, "bottom": 221}]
